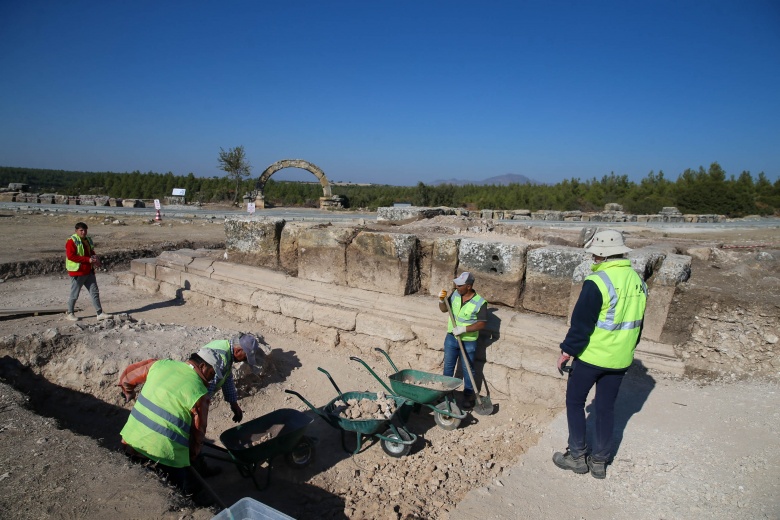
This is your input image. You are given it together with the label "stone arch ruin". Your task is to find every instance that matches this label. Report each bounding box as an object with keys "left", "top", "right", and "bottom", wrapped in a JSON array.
[{"left": 253, "top": 159, "right": 334, "bottom": 209}]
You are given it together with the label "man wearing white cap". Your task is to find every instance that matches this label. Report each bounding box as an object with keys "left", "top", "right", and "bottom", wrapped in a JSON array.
[
  {"left": 553, "top": 229, "right": 647, "bottom": 480},
  {"left": 197, "top": 333, "right": 268, "bottom": 424},
  {"left": 438, "top": 272, "right": 488, "bottom": 410}
]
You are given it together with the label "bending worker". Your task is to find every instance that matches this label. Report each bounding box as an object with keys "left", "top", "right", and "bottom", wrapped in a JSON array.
[
  {"left": 553, "top": 229, "right": 647, "bottom": 479},
  {"left": 118, "top": 352, "right": 214, "bottom": 493},
  {"left": 438, "top": 272, "right": 487, "bottom": 410},
  {"left": 197, "top": 333, "right": 268, "bottom": 423}
]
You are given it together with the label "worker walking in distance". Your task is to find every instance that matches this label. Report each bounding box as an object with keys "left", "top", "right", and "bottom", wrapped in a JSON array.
[
  {"left": 438, "top": 272, "right": 487, "bottom": 410},
  {"left": 118, "top": 352, "right": 215, "bottom": 496},
  {"left": 64, "top": 222, "right": 110, "bottom": 321},
  {"left": 553, "top": 229, "right": 647, "bottom": 479}
]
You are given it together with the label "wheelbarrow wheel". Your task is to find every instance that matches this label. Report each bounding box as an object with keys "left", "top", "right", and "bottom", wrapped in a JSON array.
[
  {"left": 285, "top": 436, "right": 315, "bottom": 468},
  {"left": 434, "top": 401, "right": 462, "bottom": 431},
  {"left": 380, "top": 428, "right": 412, "bottom": 458}
]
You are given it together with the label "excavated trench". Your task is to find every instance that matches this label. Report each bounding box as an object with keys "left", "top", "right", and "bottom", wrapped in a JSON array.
[{"left": 0, "top": 315, "right": 555, "bottom": 519}]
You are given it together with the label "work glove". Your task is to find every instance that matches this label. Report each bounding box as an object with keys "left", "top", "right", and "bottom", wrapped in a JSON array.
[
  {"left": 439, "top": 289, "right": 448, "bottom": 301},
  {"left": 120, "top": 389, "right": 136, "bottom": 403},
  {"left": 452, "top": 325, "right": 467, "bottom": 336},
  {"left": 230, "top": 402, "right": 243, "bottom": 423}
]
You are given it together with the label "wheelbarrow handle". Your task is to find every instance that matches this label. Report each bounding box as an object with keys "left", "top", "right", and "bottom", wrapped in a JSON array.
[
  {"left": 373, "top": 348, "right": 399, "bottom": 373},
  {"left": 350, "top": 356, "right": 395, "bottom": 396},
  {"left": 317, "top": 367, "right": 346, "bottom": 402},
  {"left": 284, "top": 389, "right": 326, "bottom": 417}
]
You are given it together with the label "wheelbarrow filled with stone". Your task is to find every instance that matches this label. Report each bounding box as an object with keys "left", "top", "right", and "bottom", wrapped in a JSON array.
[
  {"left": 285, "top": 367, "right": 417, "bottom": 457},
  {"left": 201, "top": 408, "right": 315, "bottom": 490},
  {"left": 351, "top": 348, "right": 468, "bottom": 430}
]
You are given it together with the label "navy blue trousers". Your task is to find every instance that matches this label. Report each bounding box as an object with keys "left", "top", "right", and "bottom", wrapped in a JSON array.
[{"left": 565, "top": 358, "right": 626, "bottom": 462}]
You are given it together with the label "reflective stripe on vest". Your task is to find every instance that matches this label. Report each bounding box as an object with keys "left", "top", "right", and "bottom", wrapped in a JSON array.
[
  {"left": 65, "top": 234, "right": 94, "bottom": 272},
  {"left": 119, "top": 360, "right": 206, "bottom": 467},
  {"left": 578, "top": 260, "right": 647, "bottom": 369},
  {"left": 448, "top": 293, "right": 487, "bottom": 342}
]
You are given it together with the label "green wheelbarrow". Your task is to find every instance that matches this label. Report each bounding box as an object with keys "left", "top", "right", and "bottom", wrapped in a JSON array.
[
  {"left": 201, "top": 408, "right": 315, "bottom": 490},
  {"left": 285, "top": 367, "right": 417, "bottom": 457},
  {"left": 351, "top": 348, "right": 468, "bottom": 430}
]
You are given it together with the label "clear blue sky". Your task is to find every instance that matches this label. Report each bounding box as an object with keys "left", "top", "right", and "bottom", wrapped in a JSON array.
[{"left": 1, "top": 1, "right": 778, "bottom": 186}]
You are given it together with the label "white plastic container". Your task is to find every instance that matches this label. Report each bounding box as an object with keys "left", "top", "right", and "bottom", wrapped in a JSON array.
[{"left": 211, "top": 497, "right": 295, "bottom": 520}]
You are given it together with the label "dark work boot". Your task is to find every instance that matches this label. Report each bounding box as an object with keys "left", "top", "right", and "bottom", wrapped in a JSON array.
[
  {"left": 552, "top": 449, "right": 589, "bottom": 474},
  {"left": 587, "top": 456, "right": 607, "bottom": 479}
]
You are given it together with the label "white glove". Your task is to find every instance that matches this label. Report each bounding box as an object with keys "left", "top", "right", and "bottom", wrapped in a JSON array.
[{"left": 452, "top": 326, "right": 467, "bottom": 336}]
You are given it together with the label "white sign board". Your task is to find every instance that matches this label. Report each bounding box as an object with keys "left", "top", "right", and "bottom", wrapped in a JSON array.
[
  {"left": 172, "top": 188, "right": 186, "bottom": 196},
  {"left": 154, "top": 199, "right": 161, "bottom": 210},
  {"left": 247, "top": 202, "right": 256, "bottom": 214}
]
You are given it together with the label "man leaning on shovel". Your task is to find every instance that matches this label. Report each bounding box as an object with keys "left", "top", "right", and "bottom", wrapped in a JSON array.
[{"left": 438, "top": 272, "right": 488, "bottom": 410}]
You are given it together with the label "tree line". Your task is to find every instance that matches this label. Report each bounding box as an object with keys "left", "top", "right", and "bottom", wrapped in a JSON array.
[{"left": 0, "top": 163, "right": 777, "bottom": 217}]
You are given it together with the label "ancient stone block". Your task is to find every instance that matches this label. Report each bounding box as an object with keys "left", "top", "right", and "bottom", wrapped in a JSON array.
[
  {"left": 376, "top": 206, "right": 450, "bottom": 221},
  {"left": 187, "top": 257, "right": 216, "bottom": 278},
  {"left": 523, "top": 246, "right": 589, "bottom": 316},
  {"left": 643, "top": 285, "right": 676, "bottom": 342},
  {"left": 654, "top": 254, "right": 692, "bottom": 286},
  {"left": 417, "top": 237, "right": 434, "bottom": 295},
  {"left": 155, "top": 265, "right": 182, "bottom": 286},
  {"left": 346, "top": 231, "right": 419, "bottom": 296},
  {"left": 187, "top": 276, "right": 254, "bottom": 306},
  {"left": 355, "top": 313, "right": 415, "bottom": 342},
  {"left": 279, "top": 296, "right": 314, "bottom": 321},
  {"left": 249, "top": 291, "right": 281, "bottom": 313},
  {"left": 157, "top": 250, "right": 197, "bottom": 271},
  {"left": 313, "top": 305, "right": 357, "bottom": 331},
  {"left": 224, "top": 217, "right": 285, "bottom": 269},
  {"left": 429, "top": 237, "right": 459, "bottom": 297},
  {"left": 134, "top": 275, "right": 160, "bottom": 294},
  {"left": 457, "top": 238, "right": 529, "bottom": 307},
  {"left": 255, "top": 310, "right": 296, "bottom": 334},
  {"left": 158, "top": 281, "right": 182, "bottom": 300},
  {"left": 121, "top": 199, "right": 144, "bottom": 208},
  {"left": 410, "top": 323, "right": 444, "bottom": 352},
  {"left": 298, "top": 225, "right": 357, "bottom": 285},
  {"left": 279, "top": 222, "right": 310, "bottom": 277},
  {"left": 296, "top": 320, "right": 338, "bottom": 347},
  {"left": 222, "top": 301, "right": 256, "bottom": 322},
  {"left": 130, "top": 258, "right": 156, "bottom": 276}
]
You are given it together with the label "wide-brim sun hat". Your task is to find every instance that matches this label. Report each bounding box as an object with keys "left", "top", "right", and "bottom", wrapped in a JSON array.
[{"left": 584, "top": 229, "right": 632, "bottom": 257}]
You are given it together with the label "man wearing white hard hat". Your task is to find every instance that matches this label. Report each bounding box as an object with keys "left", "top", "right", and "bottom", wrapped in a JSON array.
[
  {"left": 552, "top": 229, "right": 647, "bottom": 480},
  {"left": 438, "top": 272, "right": 488, "bottom": 410}
]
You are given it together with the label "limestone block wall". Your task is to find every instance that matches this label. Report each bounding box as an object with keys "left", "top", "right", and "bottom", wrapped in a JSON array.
[
  {"left": 122, "top": 250, "right": 685, "bottom": 408},
  {"left": 223, "top": 218, "right": 693, "bottom": 347}
]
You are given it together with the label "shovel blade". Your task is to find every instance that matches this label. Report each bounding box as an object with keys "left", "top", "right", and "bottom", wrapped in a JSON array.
[{"left": 472, "top": 396, "right": 494, "bottom": 416}]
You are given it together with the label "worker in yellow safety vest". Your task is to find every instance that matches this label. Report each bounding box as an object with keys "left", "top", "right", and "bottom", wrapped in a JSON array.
[
  {"left": 118, "top": 352, "right": 215, "bottom": 494},
  {"left": 438, "top": 271, "right": 488, "bottom": 410},
  {"left": 552, "top": 229, "right": 647, "bottom": 480}
]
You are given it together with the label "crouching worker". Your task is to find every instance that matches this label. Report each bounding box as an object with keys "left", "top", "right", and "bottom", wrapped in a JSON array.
[
  {"left": 198, "top": 333, "right": 269, "bottom": 423},
  {"left": 118, "top": 352, "right": 214, "bottom": 495}
]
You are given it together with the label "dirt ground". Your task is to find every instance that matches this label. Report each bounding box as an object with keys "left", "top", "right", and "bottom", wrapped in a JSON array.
[{"left": 0, "top": 209, "right": 778, "bottom": 519}]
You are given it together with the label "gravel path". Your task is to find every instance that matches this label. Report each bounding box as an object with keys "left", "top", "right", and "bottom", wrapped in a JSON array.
[{"left": 454, "top": 367, "right": 780, "bottom": 519}]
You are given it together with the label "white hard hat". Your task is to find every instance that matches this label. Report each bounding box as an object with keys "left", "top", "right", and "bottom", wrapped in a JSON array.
[{"left": 584, "top": 230, "right": 631, "bottom": 257}]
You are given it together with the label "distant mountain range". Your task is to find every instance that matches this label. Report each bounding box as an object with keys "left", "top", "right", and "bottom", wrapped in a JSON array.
[{"left": 431, "top": 173, "right": 536, "bottom": 186}]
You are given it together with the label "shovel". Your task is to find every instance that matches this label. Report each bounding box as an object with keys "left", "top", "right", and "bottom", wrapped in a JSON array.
[{"left": 443, "top": 291, "right": 494, "bottom": 416}]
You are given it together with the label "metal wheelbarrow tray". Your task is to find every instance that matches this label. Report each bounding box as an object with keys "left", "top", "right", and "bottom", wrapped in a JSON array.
[
  {"left": 352, "top": 348, "right": 468, "bottom": 430},
  {"left": 202, "top": 407, "right": 315, "bottom": 490},
  {"left": 285, "top": 367, "right": 417, "bottom": 457}
]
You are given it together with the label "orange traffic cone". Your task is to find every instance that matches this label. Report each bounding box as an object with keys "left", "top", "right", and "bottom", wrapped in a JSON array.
[{"left": 155, "top": 209, "right": 161, "bottom": 221}]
